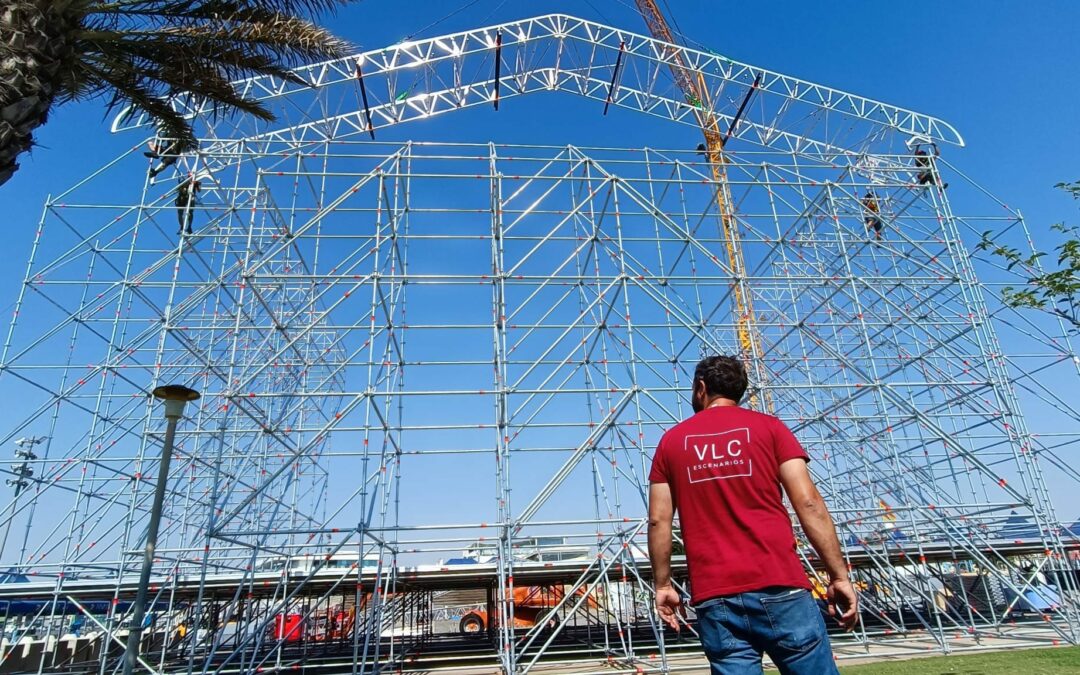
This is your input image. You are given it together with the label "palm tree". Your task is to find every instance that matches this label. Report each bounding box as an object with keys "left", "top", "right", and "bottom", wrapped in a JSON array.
[{"left": 0, "top": 0, "right": 353, "bottom": 186}]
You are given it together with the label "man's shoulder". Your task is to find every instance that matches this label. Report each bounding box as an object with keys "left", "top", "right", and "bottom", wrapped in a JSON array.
[
  {"left": 747, "top": 408, "right": 788, "bottom": 428},
  {"left": 748, "top": 410, "right": 798, "bottom": 438},
  {"left": 659, "top": 415, "right": 698, "bottom": 449},
  {"left": 736, "top": 407, "right": 776, "bottom": 421},
  {"left": 663, "top": 407, "right": 783, "bottom": 439}
]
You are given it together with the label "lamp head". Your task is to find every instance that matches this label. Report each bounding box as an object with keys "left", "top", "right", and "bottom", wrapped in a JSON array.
[{"left": 152, "top": 385, "right": 200, "bottom": 419}]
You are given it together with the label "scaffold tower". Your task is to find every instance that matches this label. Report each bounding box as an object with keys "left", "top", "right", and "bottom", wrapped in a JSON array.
[{"left": 0, "top": 13, "right": 1078, "bottom": 675}]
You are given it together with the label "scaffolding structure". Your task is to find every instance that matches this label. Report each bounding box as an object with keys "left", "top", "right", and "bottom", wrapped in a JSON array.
[{"left": 0, "top": 13, "right": 1078, "bottom": 674}]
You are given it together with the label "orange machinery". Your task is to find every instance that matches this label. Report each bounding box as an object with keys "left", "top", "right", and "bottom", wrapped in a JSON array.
[{"left": 459, "top": 585, "right": 601, "bottom": 635}]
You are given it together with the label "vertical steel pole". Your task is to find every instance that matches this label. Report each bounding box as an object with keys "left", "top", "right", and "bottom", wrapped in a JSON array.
[
  {"left": 123, "top": 414, "right": 177, "bottom": 675},
  {"left": 124, "top": 386, "right": 198, "bottom": 674}
]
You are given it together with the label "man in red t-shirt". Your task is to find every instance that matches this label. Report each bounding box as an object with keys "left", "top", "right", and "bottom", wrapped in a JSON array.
[{"left": 648, "top": 356, "right": 857, "bottom": 674}]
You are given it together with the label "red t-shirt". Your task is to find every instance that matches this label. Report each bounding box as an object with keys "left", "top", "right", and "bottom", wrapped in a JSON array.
[{"left": 648, "top": 405, "right": 811, "bottom": 604}]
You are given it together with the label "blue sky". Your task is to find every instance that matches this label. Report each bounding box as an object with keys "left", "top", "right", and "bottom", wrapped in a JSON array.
[
  {"left": 7, "top": 1, "right": 1079, "bottom": 233},
  {"left": 0, "top": 1, "right": 1078, "bottom": 561}
]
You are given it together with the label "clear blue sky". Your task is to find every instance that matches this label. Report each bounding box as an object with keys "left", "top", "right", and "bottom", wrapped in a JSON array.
[
  {"left": 1, "top": 1, "right": 1078, "bottom": 559},
  {"left": 8, "top": 1, "right": 1079, "bottom": 234}
]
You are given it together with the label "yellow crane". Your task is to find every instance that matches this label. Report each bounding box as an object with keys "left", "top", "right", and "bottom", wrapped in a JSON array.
[{"left": 634, "top": 1, "right": 769, "bottom": 407}]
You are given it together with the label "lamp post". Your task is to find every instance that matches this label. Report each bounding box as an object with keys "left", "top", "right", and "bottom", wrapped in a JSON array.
[
  {"left": 0, "top": 437, "right": 44, "bottom": 561},
  {"left": 123, "top": 385, "right": 200, "bottom": 675}
]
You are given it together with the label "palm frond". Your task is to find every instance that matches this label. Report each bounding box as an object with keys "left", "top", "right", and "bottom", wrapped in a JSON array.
[
  {"left": 95, "top": 0, "right": 351, "bottom": 21},
  {"left": 80, "top": 1, "right": 355, "bottom": 119},
  {"left": 154, "top": 13, "right": 352, "bottom": 63},
  {"left": 2, "top": 0, "right": 355, "bottom": 185},
  {"left": 88, "top": 61, "right": 199, "bottom": 150}
]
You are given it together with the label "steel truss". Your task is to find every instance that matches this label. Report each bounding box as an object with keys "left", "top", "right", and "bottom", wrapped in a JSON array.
[
  {"left": 112, "top": 13, "right": 962, "bottom": 154},
  {"left": 0, "top": 13, "right": 1078, "bottom": 675}
]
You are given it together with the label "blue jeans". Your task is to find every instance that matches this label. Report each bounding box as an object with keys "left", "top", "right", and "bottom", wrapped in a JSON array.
[{"left": 695, "top": 587, "right": 838, "bottom": 675}]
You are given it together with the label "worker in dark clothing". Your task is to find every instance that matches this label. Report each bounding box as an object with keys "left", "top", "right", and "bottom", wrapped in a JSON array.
[
  {"left": 914, "top": 144, "right": 948, "bottom": 189},
  {"left": 145, "top": 139, "right": 182, "bottom": 181},
  {"left": 176, "top": 175, "right": 201, "bottom": 235},
  {"left": 862, "top": 190, "right": 883, "bottom": 241}
]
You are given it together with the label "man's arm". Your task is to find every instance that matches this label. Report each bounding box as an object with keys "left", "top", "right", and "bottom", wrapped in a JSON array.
[
  {"left": 779, "top": 458, "right": 859, "bottom": 630},
  {"left": 648, "top": 481, "right": 681, "bottom": 630}
]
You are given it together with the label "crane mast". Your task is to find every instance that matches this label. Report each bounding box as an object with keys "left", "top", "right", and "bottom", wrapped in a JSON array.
[{"left": 634, "top": 1, "right": 768, "bottom": 406}]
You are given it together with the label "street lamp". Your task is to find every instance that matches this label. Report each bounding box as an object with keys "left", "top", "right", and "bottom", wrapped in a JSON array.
[
  {"left": 123, "top": 385, "right": 200, "bottom": 675},
  {"left": 0, "top": 437, "right": 45, "bottom": 561}
]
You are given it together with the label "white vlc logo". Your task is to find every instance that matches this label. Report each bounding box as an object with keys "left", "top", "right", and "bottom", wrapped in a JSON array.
[
  {"left": 684, "top": 428, "right": 753, "bottom": 484},
  {"left": 693, "top": 437, "right": 743, "bottom": 460}
]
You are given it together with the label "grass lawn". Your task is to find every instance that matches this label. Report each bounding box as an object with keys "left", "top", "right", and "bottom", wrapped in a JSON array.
[{"left": 839, "top": 646, "right": 1080, "bottom": 674}]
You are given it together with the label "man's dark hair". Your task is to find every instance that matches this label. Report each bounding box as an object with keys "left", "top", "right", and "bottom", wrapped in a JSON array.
[{"left": 694, "top": 356, "right": 748, "bottom": 403}]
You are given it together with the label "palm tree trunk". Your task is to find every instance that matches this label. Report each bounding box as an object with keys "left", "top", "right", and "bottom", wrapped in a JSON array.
[{"left": 0, "top": 2, "right": 75, "bottom": 187}]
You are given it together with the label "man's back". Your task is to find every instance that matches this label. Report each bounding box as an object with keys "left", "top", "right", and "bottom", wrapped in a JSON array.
[
  {"left": 648, "top": 357, "right": 856, "bottom": 674},
  {"left": 649, "top": 405, "right": 810, "bottom": 603}
]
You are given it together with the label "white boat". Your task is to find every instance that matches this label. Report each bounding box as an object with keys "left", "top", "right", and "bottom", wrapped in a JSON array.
[
  {"left": 451, "top": 536, "right": 590, "bottom": 565},
  {"left": 253, "top": 552, "right": 381, "bottom": 575}
]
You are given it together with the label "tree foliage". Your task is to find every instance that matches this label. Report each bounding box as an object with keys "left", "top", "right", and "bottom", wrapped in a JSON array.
[
  {"left": 977, "top": 181, "right": 1080, "bottom": 331},
  {"left": 1, "top": 0, "right": 352, "bottom": 185}
]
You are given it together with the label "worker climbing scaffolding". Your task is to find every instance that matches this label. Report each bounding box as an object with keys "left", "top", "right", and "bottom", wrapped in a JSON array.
[
  {"left": 175, "top": 173, "right": 201, "bottom": 235},
  {"left": 145, "top": 135, "right": 182, "bottom": 181},
  {"left": 914, "top": 142, "right": 949, "bottom": 189},
  {"left": 863, "top": 190, "right": 883, "bottom": 241}
]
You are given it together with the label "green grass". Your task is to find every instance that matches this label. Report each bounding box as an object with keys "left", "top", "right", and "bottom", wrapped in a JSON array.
[{"left": 839, "top": 646, "right": 1080, "bottom": 674}]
